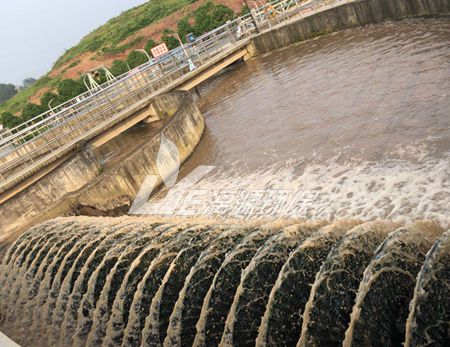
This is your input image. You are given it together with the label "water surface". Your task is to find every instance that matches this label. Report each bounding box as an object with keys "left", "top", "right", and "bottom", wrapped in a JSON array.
[{"left": 174, "top": 18, "right": 450, "bottom": 225}]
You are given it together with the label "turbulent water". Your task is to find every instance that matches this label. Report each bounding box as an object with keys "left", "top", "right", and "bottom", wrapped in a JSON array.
[
  {"left": 0, "top": 217, "right": 448, "bottom": 346},
  {"left": 163, "top": 18, "right": 450, "bottom": 226}
]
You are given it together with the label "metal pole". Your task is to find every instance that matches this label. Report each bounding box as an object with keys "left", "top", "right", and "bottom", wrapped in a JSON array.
[
  {"left": 174, "top": 33, "right": 196, "bottom": 71},
  {"left": 137, "top": 48, "right": 165, "bottom": 76},
  {"left": 48, "top": 98, "right": 55, "bottom": 115},
  {"left": 174, "top": 33, "right": 189, "bottom": 59},
  {"left": 83, "top": 75, "right": 92, "bottom": 93},
  {"left": 244, "top": 0, "right": 261, "bottom": 33},
  {"left": 102, "top": 67, "right": 117, "bottom": 82}
]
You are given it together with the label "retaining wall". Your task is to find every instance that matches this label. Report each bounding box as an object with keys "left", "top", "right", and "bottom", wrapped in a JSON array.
[
  {"left": 0, "top": 149, "right": 100, "bottom": 244},
  {"left": 76, "top": 91, "right": 205, "bottom": 212},
  {"left": 252, "top": 0, "right": 450, "bottom": 53}
]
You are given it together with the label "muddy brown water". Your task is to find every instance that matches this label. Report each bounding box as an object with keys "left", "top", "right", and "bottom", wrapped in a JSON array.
[
  {"left": 191, "top": 18, "right": 450, "bottom": 166},
  {"left": 95, "top": 18, "right": 450, "bottom": 225},
  {"left": 181, "top": 18, "right": 450, "bottom": 224}
]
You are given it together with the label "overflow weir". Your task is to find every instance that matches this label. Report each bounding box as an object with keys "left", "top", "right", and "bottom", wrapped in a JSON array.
[
  {"left": 1, "top": 0, "right": 449, "bottom": 242},
  {"left": 0, "top": 217, "right": 449, "bottom": 346}
]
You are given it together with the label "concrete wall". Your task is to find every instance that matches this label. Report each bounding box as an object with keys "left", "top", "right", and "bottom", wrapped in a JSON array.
[
  {"left": 0, "top": 91, "right": 204, "bottom": 243},
  {"left": 252, "top": 0, "right": 450, "bottom": 54},
  {"left": 76, "top": 91, "right": 205, "bottom": 212},
  {"left": 0, "top": 149, "right": 101, "bottom": 244}
]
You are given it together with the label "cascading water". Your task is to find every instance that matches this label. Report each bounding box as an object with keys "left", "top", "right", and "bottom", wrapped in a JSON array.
[{"left": 0, "top": 217, "right": 448, "bottom": 346}]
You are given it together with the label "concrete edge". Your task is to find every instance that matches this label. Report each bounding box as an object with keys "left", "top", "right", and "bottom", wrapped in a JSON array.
[{"left": 0, "top": 332, "right": 20, "bottom": 347}]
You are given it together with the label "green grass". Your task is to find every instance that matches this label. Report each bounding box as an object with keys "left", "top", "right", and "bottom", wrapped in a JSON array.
[
  {"left": 101, "top": 36, "right": 145, "bottom": 55},
  {"left": 68, "top": 60, "right": 81, "bottom": 68},
  {"left": 0, "top": 76, "right": 60, "bottom": 116},
  {"left": 53, "top": 0, "right": 199, "bottom": 68}
]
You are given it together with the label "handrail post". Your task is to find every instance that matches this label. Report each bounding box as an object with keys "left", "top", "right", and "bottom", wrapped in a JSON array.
[{"left": 244, "top": 0, "right": 261, "bottom": 33}]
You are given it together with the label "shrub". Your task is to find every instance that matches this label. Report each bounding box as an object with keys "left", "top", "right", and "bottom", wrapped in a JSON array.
[
  {"left": 57, "top": 79, "right": 86, "bottom": 102},
  {"left": 86, "top": 37, "right": 105, "bottom": 52},
  {"left": 177, "top": 18, "right": 195, "bottom": 43},
  {"left": 110, "top": 60, "right": 129, "bottom": 76},
  {"left": 240, "top": 4, "right": 251, "bottom": 16},
  {"left": 68, "top": 60, "right": 81, "bottom": 68},
  {"left": 40, "top": 92, "right": 59, "bottom": 109},
  {"left": 161, "top": 29, "right": 180, "bottom": 50},
  {"left": 193, "top": 2, "right": 235, "bottom": 36},
  {"left": 0, "top": 112, "right": 22, "bottom": 129},
  {"left": 0, "top": 84, "right": 17, "bottom": 104},
  {"left": 22, "top": 77, "right": 37, "bottom": 88},
  {"left": 145, "top": 38, "right": 157, "bottom": 53},
  {"left": 21, "top": 103, "right": 46, "bottom": 121},
  {"left": 126, "top": 51, "right": 148, "bottom": 69}
]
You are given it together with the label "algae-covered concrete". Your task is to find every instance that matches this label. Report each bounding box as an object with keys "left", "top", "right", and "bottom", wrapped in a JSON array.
[
  {"left": 252, "top": 0, "right": 450, "bottom": 54},
  {"left": 76, "top": 91, "right": 205, "bottom": 213},
  {"left": 0, "top": 149, "right": 100, "bottom": 244}
]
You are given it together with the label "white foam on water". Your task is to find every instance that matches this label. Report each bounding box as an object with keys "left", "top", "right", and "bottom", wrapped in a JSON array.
[{"left": 172, "top": 153, "right": 450, "bottom": 228}]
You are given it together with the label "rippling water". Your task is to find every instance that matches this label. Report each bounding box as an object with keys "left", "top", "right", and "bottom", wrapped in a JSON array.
[{"left": 170, "top": 18, "right": 450, "bottom": 225}]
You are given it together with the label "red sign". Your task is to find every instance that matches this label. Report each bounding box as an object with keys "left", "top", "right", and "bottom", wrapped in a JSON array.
[
  {"left": 299, "top": 7, "right": 313, "bottom": 16},
  {"left": 151, "top": 43, "right": 169, "bottom": 58}
]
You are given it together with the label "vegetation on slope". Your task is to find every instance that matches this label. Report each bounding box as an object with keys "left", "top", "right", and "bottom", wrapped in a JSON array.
[{"left": 53, "top": 0, "right": 199, "bottom": 69}]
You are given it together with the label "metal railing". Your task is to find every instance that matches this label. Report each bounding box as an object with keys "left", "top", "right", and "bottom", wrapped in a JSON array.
[{"left": 0, "top": 0, "right": 341, "bottom": 187}]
